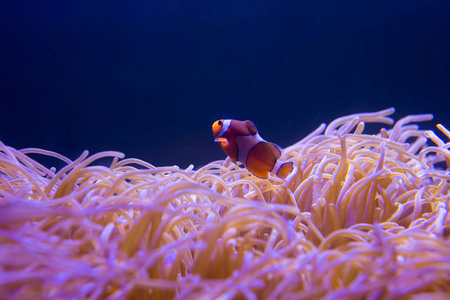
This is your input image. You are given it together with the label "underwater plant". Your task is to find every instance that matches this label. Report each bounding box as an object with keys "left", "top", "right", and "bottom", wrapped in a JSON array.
[{"left": 0, "top": 107, "right": 449, "bottom": 299}]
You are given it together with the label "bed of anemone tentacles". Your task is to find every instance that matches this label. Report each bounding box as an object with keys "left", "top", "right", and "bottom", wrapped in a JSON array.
[{"left": 0, "top": 107, "right": 449, "bottom": 299}]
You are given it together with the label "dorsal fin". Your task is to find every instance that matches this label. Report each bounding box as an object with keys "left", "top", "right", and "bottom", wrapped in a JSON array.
[
  {"left": 265, "top": 142, "right": 282, "bottom": 159},
  {"left": 244, "top": 120, "right": 258, "bottom": 135},
  {"left": 245, "top": 141, "right": 282, "bottom": 178}
]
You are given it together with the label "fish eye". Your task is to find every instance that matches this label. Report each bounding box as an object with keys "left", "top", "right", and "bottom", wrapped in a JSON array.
[{"left": 212, "top": 120, "right": 224, "bottom": 137}]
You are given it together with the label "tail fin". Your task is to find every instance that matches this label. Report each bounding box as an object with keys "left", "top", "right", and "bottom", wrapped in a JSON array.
[{"left": 276, "top": 161, "right": 294, "bottom": 179}]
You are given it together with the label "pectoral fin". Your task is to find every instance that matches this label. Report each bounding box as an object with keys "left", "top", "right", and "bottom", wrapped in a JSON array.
[{"left": 214, "top": 137, "right": 229, "bottom": 148}]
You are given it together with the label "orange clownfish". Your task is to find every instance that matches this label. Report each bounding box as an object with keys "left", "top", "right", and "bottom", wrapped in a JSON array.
[{"left": 212, "top": 119, "right": 294, "bottom": 179}]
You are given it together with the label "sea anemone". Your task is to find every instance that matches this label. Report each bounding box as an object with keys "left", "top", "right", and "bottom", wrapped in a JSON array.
[{"left": 0, "top": 107, "right": 449, "bottom": 299}]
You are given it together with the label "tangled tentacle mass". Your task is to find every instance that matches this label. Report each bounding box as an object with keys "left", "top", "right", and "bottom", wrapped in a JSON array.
[{"left": 1, "top": 108, "right": 449, "bottom": 299}]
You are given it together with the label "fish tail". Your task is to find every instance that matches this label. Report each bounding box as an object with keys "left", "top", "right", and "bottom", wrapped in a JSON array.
[{"left": 275, "top": 161, "right": 294, "bottom": 179}]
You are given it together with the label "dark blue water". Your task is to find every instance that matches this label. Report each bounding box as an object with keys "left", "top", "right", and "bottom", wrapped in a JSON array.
[{"left": 1, "top": 1, "right": 449, "bottom": 168}]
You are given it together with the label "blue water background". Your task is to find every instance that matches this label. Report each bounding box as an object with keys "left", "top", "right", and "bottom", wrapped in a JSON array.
[{"left": 1, "top": 1, "right": 449, "bottom": 168}]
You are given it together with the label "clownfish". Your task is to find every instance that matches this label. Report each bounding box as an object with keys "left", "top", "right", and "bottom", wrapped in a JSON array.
[{"left": 212, "top": 119, "right": 294, "bottom": 179}]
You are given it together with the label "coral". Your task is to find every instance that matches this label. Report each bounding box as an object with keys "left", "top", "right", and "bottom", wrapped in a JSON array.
[{"left": 0, "top": 108, "right": 449, "bottom": 299}]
